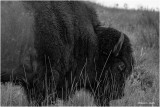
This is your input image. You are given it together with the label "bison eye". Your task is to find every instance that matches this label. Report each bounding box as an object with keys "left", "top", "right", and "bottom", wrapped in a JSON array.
[{"left": 118, "top": 62, "right": 125, "bottom": 71}]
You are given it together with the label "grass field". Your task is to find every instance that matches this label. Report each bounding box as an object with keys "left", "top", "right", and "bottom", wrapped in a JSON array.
[{"left": 1, "top": 1, "right": 159, "bottom": 106}]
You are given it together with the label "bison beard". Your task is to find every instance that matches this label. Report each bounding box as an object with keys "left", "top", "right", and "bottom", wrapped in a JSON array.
[{"left": 1, "top": 1, "right": 134, "bottom": 106}]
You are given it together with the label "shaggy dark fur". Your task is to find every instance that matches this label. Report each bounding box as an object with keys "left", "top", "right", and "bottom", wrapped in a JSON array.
[
  {"left": 1, "top": 1, "right": 134, "bottom": 106},
  {"left": 2, "top": 1, "right": 100, "bottom": 105}
]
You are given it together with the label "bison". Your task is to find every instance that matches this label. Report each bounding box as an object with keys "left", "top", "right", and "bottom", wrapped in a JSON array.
[{"left": 1, "top": 1, "right": 134, "bottom": 106}]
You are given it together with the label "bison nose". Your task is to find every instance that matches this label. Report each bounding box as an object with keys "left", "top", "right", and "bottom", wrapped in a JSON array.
[{"left": 118, "top": 62, "right": 125, "bottom": 71}]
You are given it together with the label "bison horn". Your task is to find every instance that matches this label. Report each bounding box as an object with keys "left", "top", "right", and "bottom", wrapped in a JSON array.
[{"left": 113, "top": 33, "right": 124, "bottom": 56}]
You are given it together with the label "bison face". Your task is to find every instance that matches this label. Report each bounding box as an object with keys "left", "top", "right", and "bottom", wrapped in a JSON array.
[
  {"left": 105, "top": 58, "right": 126, "bottom": 99},
  {"left": 96, "top": 27, "right": 134, "bottom": 101}
]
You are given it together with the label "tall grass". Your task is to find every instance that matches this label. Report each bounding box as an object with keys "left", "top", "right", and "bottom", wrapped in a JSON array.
[{"left": 136, "top": 10, "right": 159, "bottom": 48}]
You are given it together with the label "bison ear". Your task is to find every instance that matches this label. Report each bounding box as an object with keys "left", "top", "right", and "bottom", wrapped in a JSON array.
[{"left": 113, "top": 33, "right": 124, "bottom": 56}]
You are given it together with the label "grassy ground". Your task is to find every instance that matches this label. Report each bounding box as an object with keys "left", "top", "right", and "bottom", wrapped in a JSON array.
[{"left": 1, "top": 1, "right": 159, "bottom": 106}]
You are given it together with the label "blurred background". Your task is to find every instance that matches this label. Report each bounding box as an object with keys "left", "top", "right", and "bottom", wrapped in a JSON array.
[{"left": 88, "top": 0, "right": 159, "bottom": 10}]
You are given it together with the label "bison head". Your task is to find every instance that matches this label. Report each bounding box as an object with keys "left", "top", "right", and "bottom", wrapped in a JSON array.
[{"left": 95, "top": 27, "right": 134, "bottom": 102}]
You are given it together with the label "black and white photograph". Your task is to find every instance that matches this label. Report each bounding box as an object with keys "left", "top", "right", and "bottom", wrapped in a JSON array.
[{"left": 1, "top": 0, "right": 159, "bottom": 106}]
